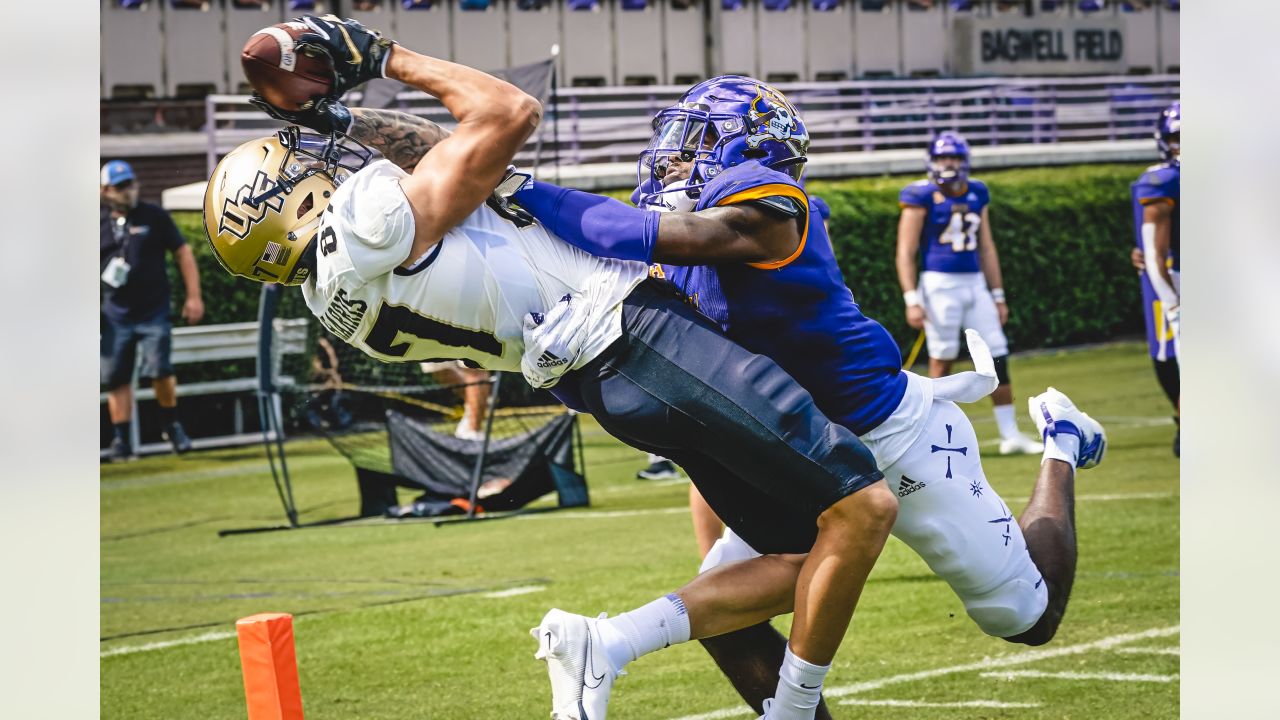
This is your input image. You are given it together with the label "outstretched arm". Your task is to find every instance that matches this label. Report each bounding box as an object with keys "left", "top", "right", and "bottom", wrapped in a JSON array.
[
  {"left": 511, "top": 182, "right": 800, "bottom": 265},
  {"left": 347, "top": 108, "right": 451, "bottom": 174},
  {"left": 388, "top": 47, "right": 541, "bottom": 262}
]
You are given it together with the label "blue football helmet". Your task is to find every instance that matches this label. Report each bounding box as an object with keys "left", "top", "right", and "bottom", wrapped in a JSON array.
[
  {"left": 1156, "top": 101, "right": 1180, "bottom": 166},
  {"left": 927, "top": 131, "right": 971, "bottom": 186},
  {"left": 635, "top": 75, "right": 810, "bottom": 209}
]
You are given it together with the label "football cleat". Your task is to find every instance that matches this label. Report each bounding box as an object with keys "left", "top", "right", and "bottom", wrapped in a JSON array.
[
  {"left": 1028, "top": 388, "right": 1107, "bottom": 470},
  {"left": 998, "top": 432, "right": 1044, "bottom": 456},
  {"left": 107, "top": 437, "right": 136, "bottom": 463},
  {"left": 163, "top": 421, "right": 193, "bottom": 454},
  {"left": 636, "top": 459, "right": 679, "bottom": 481},
  {"left": 531, "top": 609, "right": 620, "bottom": 720}
]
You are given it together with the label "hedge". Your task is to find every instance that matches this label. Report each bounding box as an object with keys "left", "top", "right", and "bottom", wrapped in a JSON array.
[{"left": 170, "top": 162, "right": 1149, "bottom": 382}]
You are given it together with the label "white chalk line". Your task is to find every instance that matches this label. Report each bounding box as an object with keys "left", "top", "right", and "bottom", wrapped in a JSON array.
[
  {"left": 482, "top": 585, "right": 546, "bottom": 599},
  {"left": 1114, "top": 646, "right": 1180, "bottom": 656},
  {"left": 100, "top": 630, "right": 237, "bottom": 658},
  {"left": 839, "top": 698, "right": 1041, "bottom": 709},
  {"left": 670, "top": 626, "right": 1180, "bottom": 720},
  {"left": 981, "top": 670, "right": 1179, "bottom": 683},
  {"left": 517, "top": 507, "right": 691, "bottom": 521}
]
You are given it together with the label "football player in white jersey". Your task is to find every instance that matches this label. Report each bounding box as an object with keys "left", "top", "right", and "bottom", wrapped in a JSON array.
[
  {"left": 896, "top": 132, "right": 1044, "bottom": 455},
  {"left": 205, "top": 17, "right": 898, "bottom": 720}
]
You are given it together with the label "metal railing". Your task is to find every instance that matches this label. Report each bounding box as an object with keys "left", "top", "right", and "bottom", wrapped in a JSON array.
[{"left": 206, "top": 74, "right": 1178, "bottom": 175}]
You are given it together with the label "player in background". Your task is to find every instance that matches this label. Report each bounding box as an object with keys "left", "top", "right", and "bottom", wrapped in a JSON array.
[
  {"left": 1129, "top": 101, "right": 1180, "bottom": 456},
  {"left": 210, "top": 19, "right": 897, "bottom": 720},
  {"left": 513, "top": 76, "right": 1106, "bottom": 719},
  {"left": 895, "top": 132, "right": 1043, "bottom": 455}
]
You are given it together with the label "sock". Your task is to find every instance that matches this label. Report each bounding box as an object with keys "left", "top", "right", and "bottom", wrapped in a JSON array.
[
  {"left": 993, "top": 403, "right": 1020, "bottom": 439},
  {"left": 112, "top": 421, "right": 130, "bottom": 443},
  {"left": 647, "top": 453, "right": 665, "bottom": 465},
  {"left": 769, "top": 645, "right": 830, "bottom": 720},
  {"left": 1042, "top": 431, "right": 1080, "bottom": 467},
  {"left": 158, "top": 405, "right": 177, "bottom": 426},
  {"left": 598, "top": 593, "right": 691, "bottom": 671}
]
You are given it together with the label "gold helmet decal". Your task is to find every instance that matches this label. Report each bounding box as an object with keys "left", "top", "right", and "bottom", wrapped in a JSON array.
[
  {"left": 203, "top": 129, "right": 371, "bottom": 286},
  {"left": 217, "top": 170, "right": 286, "bottom": 241}
]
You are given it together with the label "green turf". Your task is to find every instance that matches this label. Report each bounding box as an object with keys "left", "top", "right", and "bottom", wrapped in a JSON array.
[{"left": 101, "top": 342, "right": 1178, "bottom": 719}]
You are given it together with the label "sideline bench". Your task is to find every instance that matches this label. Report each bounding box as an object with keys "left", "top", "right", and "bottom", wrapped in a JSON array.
[{"left": 99, "top": 318, "right": 309, "bottom": 458}]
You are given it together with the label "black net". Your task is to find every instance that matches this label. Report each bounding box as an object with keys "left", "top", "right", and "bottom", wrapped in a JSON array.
[{"left": 282, "top": 326, "right": 586, "bottom": 518}]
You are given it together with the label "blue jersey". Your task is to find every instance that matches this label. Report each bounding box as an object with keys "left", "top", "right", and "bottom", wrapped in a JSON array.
[
  {"left": 1130, "top": 163, "right": 1180, "bottom": 360},
  {"left": 899, "top": 178, "right": 991, "bottom": 274},
  {"left": 1131, "top": 163, "right": 1180, "bottom": 272},
  {"left": 658, "top": 162, "right": 908, "bottom": 436}
]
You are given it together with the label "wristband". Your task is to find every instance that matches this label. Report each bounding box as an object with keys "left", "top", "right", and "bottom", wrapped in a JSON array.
[
  {"left": 990, "top": 288, "right": 1006, "bottom": 303},
  {"left": 903, "top": 289, "right": 922, "bottom": 307}
]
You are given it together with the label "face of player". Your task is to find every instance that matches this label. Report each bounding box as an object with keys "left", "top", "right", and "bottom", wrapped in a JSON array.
[
  {"left": 657, "top": 127, "right": 719, "bottom": 187},
  {"left": 101, "top": 179, "right": 140, "bottom": 213}
]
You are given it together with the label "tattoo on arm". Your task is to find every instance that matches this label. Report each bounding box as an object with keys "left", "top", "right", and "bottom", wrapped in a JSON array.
[{"left": 348, "top": 108, "right": 452, "bottom": 173}]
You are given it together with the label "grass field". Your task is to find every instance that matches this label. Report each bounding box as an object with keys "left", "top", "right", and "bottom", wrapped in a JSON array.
[{"left": 101, "top": 341, "right": 1179, "bottom": 719}]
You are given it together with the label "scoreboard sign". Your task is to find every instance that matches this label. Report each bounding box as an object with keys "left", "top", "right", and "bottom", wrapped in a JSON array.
[{"left": 951, "top": 15, "right": 1127, "bottom": 75}]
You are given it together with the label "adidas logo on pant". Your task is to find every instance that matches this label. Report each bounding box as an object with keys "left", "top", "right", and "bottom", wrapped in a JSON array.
[{"left": 898, "top": 474, "right": 926, "bottom": 498}]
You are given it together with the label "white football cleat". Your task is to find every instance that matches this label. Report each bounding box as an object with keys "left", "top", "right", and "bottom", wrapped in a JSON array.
[
  {"left": 532, "top": 609, "right": 619, "bottom": 720},
  {"left": 998, "top": 432, "right": 1045, "bottom": 456},
  {"left": 1028, "top": 387, "right": 1107, "bottom": 469}
]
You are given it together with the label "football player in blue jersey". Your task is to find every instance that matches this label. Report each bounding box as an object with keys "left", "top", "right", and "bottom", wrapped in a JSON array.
[
  {"left": 514, "top": 76, "right": 1107, "bottom": 720},
  {"left": 895, "top": 132, "right": 1044, "bottom": 456},
  {"left": 1129, "top": 101, "right": 1180, "bottom": 456}
]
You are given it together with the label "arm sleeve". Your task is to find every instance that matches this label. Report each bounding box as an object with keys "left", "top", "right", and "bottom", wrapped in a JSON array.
[
  {"left": 513, "top": 181, "right": 661, "bottom": 263},
  {"left": 1134, "top": 170, "right": 1176, "bottom": 205},
  {"left": 972, "top": 180, "right": 990, "bottom": 207},
  {"left": 340, "top": 170, "right": 417, "bottom": 282},
  {"left": 809, "top": 194, "right": 831, "bottom": 221},
  {"left": 899, "top": 183, "right": 927, "bottom": 208}
]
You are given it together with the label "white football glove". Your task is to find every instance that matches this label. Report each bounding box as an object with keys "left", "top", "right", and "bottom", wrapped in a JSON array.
[{"left": 520, "top": 293, "right": 587, "bottom": 389}]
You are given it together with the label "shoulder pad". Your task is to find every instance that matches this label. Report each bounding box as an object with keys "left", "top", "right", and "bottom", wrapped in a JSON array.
[{"left": 744, "top": 195, "right": 804, "bottom": 219}]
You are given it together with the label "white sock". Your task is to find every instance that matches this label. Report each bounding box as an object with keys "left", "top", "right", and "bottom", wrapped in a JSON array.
[
  {"left": 994, "top": 403, "right": 1020, "bottom": 439},
  {"left": 1042, "top": 431, "right": 1080, "bottom": 467},
  {"left": 769, "top": 645, "right": 829, "bottom": 720},
  {"left": 598, "top": 594, "right": 691, "bottom": 671},
  {"left": 647, "top": 453, "right": 666, "bottom": 465}
]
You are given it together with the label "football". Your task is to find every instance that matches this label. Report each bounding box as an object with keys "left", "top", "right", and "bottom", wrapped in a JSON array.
[{"left": 240, "top": 22, "right": 333, "bottom": 111}]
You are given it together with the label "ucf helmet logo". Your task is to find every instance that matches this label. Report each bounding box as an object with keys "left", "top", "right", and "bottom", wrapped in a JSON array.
[{"left": 218, "top": 171, "right": 286, "bottom": 240}]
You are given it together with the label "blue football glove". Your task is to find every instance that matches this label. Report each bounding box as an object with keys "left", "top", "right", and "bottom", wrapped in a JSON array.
[
  {"left": 249, "top": 93, "right": 353, "bottom": 136},
  {"left": 294, "top": 15, "right": 396, "bottom": 98}
]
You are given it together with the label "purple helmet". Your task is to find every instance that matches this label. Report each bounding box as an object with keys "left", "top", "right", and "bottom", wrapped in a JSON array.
[
  {"left": 927, "top": 131, "right": 970, "bottom": 186},
  {"left": 635, "top": 75, "right": 810, "bottom": 209},
  {"left": 1156, "top": 101, "right": 1181, "bottom": 166}
]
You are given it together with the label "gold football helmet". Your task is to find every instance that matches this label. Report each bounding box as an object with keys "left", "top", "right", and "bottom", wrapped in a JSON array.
[{"left": 203, "top": 127, "right": 372, "bottom": 285}]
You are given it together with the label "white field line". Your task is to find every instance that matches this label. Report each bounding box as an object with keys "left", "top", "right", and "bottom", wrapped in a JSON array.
[
  {"left": 100, "top": 630, "right": 237, "bottom": 658},
  {"left": 669, "top": 626, "right": 1180, "bottom": 720},
  {"left": 482, "top": 585, "right": 546, "bottom": 599},
  {"left": 839, "top": 698, "right": 1041, "bottom": 709},
  {"left": 517, "top": 507, "right": 691, "bottom": 521},
  {"left": 982, "top": 670, "right": 1179, "bottom": 683},
  {"left": 1115, "top": 647, "right": 1181, "bottom": 656}
]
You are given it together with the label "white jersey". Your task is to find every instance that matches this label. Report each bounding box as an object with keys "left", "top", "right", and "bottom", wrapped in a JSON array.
[{"left": 301, "top": 160, "right": 648, "bottom": 373}]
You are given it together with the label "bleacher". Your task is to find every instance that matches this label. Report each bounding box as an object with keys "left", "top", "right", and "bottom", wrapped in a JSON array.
[{"left": 101, "top": 0, "right": 1180, "bottom": 101}]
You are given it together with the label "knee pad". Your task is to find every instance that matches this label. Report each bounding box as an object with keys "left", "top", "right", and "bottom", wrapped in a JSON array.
[
  {"left": 962, "top": 576, "right": 1048, "bottom": 638},
  {"left": 992, "top": 354, "right": 1011, "bottom": 386},
  {"left": 699, "top": 529, "right": 762, "bottom": 574}
]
